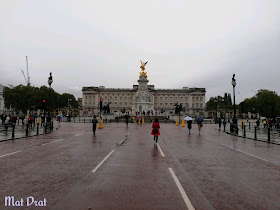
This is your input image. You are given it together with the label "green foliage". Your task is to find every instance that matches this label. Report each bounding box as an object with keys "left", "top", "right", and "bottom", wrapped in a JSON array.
[
  {"left": 3, "top": 85, "right": 78, "bottom": 113},
  {"left": 206, "top": 93, "right": 233, "bottom": 110},
  {"left": 239, "top": 89, "right": 280, "bottom": 117}
]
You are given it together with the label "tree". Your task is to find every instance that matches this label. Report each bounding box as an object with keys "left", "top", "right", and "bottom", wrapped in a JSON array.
[
  {"left": 238, "top": 89, "right": 280, "bottom": 118},
  {"left": 3, "top": 85, "right": 78, "bottom": 113}
]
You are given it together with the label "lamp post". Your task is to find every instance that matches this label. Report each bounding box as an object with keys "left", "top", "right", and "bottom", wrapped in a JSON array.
[
  {"left": 48, "top": 72, "right": 53, "bottom": 114},
  {"left": 48, "top": 72, "right": 53, "bottom": 129},
  {"left": 67, "top": 98, "right": 72, "bottom": 122},
  {"left": 231, "top": 74, "right": 237, "bottom": 131}
]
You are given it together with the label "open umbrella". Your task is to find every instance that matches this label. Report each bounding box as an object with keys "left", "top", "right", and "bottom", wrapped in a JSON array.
[
  {"left": 56, "top": 114, "right": 63, "bottom": 119},
  {"left": 184, "top": 116, "right": 193, "bottom": 121},
  {"left": 195, "top": 117, "right": 204, "bottom": 123}
]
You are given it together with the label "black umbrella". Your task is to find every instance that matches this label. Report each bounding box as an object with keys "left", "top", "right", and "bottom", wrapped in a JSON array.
[{"left": 195, "top": 117, "right": 204, "bottom": 123}]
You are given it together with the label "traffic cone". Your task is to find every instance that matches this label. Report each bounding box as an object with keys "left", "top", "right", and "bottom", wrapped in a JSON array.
[
  {"left": 176, "top": 118, "right": 179, "bottom": 126},
  {"left": 181, "top": 119, "right": 185, "bottom": 127},
  {"left": 98, "top": 117, "right": 103, "bottom": 129}
]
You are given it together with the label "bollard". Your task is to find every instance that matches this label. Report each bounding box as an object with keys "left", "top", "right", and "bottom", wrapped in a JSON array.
[
  {"left": 37, "top": 123, "right": 39, "bottom": 135},
  {"left": 249, "top": 122, "right": 251, "bottom": 129},
  {"left": 26, "top": 124, "right": 28, "bottom": 136},
  {"left": 74, "top": 117, "right": 75, "bottom": 122},
  {"left": 45, "top": 123, "right": 47, "bottom": 133},
  {"left": 268, "top": 127, "right": 270, "bottom": 142},
  {"left": 12, "top": 125, "right": 15, "bottom": 139},
  {"left": 18, "top": 119, "right": 19, "bottom": 125},
  {"left": 242, "top": 121, "right": 244, "bottom": 130},
  {"left": 243, "top": 125, "right": 246, "bottom": 137},
  {"left": 254, "top": 126, "right": 257, "bottom": 139}
]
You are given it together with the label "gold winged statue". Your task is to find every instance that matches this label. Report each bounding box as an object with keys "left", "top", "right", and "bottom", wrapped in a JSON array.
[{"left": 139, "top": 60, "right": 148, "bottom": 78}]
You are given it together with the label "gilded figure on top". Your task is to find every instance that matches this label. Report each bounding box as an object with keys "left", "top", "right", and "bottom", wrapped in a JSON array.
[{"left": 139, "top": 60, "right": 148, "bottom": 78}]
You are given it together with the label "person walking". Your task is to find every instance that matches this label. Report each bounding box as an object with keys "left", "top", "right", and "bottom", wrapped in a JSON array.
[
  {"left": 218, "top": 118, "right": 222, "bottom": 131},
  {"left": 256, "top": 119, "right": 260, "bottom": 128},
  {"left": 92, "top": 115, "right": 98, "bottom": 135},
  {"left": 151, "top": 118, "right": 160, "bottom": 145},
  {"left": 223, "top": 119, "right": 227, "bottom": 132},
  {"left": 187, "top": 120, "right": 192, "bottom": 135},
  {"left": 198, "top": 122, "right": 203, "bottom": 135},
  {"left": 263, "top": 120, "right": 266, "bottom": 128},
  {"left": 124, "top": 113, "right": 130, "bottom": 127}
]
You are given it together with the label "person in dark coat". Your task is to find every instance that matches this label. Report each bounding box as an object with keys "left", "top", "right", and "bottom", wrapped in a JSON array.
[
  {"left": 218, "top": 118, "right": 222, "bottom": 131},
  {"left": 151, "top": 118, "right": 160, "bottom": 145},
  {"left": 92, "top": 116, "right": 98, "bottom": 134},
  {"left": 187, "top": 120, "right": 192, "bottom": 135},
  {"left": 223, "top": 119, "right": 227, "bottom": 132}
]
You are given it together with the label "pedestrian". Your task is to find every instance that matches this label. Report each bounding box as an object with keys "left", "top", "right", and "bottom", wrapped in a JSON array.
[
  {"left": 92, "top": 115, "right": 98, "bottom": 135},
  {"left": 4, "top": 116, "right": 9, "bottom": 131},
  {"left": 263, "top": 120, "right": 266, "bottom": 128},
  {"left": 151, "top": 118, "right": 160, "bottom": 145},
  {"left": 187, "top": 120, "right": 192, "bottom": 135},
  {"left": 197, "top": 122, "right": 203, "bottom": 135},
  {"left": 124, "top": 113, "right": 130, "bottom": 127},
  {"left": 223, "top": 119, "right": 227, "bottom": 131},
  {"left": 256, "top": 119, "right": 260, "bottom": 128},
  {"left": 218, "top": 118, "right": 222, "bottom": 131}
]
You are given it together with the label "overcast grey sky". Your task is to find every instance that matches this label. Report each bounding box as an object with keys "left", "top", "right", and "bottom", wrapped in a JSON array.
[{"left": 1, "top": 0, "right": 280, "bottom": 103}]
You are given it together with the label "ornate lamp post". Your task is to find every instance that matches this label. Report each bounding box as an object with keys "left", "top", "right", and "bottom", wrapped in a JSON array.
[
  {"left": 231, "top": 74, "right": 237, "bottom": 131},
  {"left": 48, "top": 72, "right": 53, "bottom": 113},
  {"left": 48, "top": 72, "right": 53, "bottom": 129}
]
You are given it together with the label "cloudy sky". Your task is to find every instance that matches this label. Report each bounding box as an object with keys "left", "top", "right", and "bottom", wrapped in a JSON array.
[{"left": 1, "top": 0, "right": 279, "bottom": 103}]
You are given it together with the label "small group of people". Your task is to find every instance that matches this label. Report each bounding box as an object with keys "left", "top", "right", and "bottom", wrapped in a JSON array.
[
  {"left": 186, "top": 120, "right": 203, "bottom": 135},
  {"left": 150, "top": 118, "right": 203, "bottom": 146}
]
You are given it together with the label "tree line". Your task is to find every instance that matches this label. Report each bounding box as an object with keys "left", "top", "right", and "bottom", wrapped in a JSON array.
[
  {"left": 206, "top": 90, "right": 280, "bottom": 118},
  {"left": 3, "top": 85, "right": 78, "bottom": 113}
]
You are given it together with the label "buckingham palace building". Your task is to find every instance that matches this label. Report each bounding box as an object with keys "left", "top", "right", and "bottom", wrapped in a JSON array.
[{"left": 81, "top": 62, "right": 206, "bottom": 117}]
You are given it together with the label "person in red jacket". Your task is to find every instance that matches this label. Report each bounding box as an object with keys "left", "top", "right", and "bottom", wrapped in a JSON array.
[{"left": 151, "top": 118, "right": 160, "bottom": 145}]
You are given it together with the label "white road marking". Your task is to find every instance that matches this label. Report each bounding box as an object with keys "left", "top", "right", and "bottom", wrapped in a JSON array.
[
  {"left": 0, "top": 150, "right": 22, "bottom": 158},
  {"left": 42, "top": 139, "right": 64, "bottom": 146},
  {"left": 118, "top": 133, "right": 131, "bottom": 145},
  {"left": 157, "top": 144, "right": 165, "bottom": 157},
  {"left": 75, "top": 133, "right": 83, "bottom": 136},
  {"left": 92, "top": 149, "right": 115, "bottom": 173},
  {"left": 229, "top": 147, "right": 271, "bottom": 163},
  {"left": 169, "top": 168, "right": 195, "bottom": 210}
]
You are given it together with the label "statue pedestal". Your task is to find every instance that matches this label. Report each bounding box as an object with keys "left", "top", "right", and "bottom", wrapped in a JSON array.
[{"left": 132, "top": 75, "right": 154, "bottom": 115}]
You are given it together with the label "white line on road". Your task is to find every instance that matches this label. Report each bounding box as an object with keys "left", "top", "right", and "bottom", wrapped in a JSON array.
[
  {"left": 157, "top": 144, "right": 165, "bottom": 157},
  {"left": 229, "top": 147, "right": 271, "bottom": 163},
  {"left": 0, "top": 150, "right": 22, "bottom": 158},
  {"left": 92, "top": 149, "right": 115, "bottom": 173},
  {"left": 169, "top": 168, "right": 195, "bottom": 210},
  {"left": 118, "top": 133, "right": 131, "bottom": 145},
  {"left": 41, "top": 139, "right": 64, "bottom": 146},
  {"left": 75, "top": 133, "right": 83, "bottom": 136}
]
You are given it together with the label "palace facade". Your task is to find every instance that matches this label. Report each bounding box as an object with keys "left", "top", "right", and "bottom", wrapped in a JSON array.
[{"left": 81, "top": 63, "right": 206, "bottom": 117}]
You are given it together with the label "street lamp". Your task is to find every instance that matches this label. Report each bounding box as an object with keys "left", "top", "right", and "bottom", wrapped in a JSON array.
[
  {"left": 67, "top": 98, "right": 72, "bottom": 121},
  {"left": 47, "top": 72, "right": 53, "bottom": 129},
  {"left": 48, "top": 72, "right": 53, "bottom": 114},
  {"left": 231, "top": 74, "right": 237, "bottom": 131}
]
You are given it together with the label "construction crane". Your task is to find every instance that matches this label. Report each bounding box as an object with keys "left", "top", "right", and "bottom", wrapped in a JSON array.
[{"left": 21, "top": 56, "right": 31, "bottom": 86}]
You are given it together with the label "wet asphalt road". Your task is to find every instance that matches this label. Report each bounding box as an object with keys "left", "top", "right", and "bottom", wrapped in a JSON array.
[{"left": 0, "top": 122, "right": 280, "bottom": 209}]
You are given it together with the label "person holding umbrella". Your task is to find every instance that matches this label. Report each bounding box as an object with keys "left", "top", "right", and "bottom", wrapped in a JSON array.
[
  {"left": 196, "top": 116, "right": 204, "bottom": 135},
  {"left": 184, "top": 116, "right": 193, "bottom": 135},
  {"left": 151, "top": 118, "right": 160, "bottom": 145}
]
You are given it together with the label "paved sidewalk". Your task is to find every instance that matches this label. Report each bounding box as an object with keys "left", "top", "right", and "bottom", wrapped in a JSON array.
[{"left": 0, "top": 124, "right": 53, "bottom": 141}]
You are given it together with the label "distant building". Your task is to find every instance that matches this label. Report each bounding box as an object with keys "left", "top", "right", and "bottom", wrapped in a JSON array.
[
  {"left": 0, "top": 84, "right": 4, "bottom": 113},
  {"left": 81, "top": 64, "right": 206, "bottom": 117}
]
